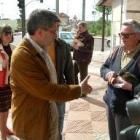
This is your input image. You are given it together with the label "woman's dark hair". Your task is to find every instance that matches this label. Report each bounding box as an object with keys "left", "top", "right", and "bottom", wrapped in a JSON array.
[{"left": 0, "top": 25, "right": 14, "bottom": 43}]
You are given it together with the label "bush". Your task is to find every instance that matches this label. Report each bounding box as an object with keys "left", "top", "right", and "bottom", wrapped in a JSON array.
[{"left": 87, "top": 19, "right": 111, "bottom": 36}]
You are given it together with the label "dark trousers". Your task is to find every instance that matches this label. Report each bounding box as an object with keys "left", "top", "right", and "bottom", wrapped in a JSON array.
[
  {"left": 107, "top": 106, "right": 131, "bottom": 140},
  {"left": 73, "top": 61, "right": 88, "bottom": 84}
]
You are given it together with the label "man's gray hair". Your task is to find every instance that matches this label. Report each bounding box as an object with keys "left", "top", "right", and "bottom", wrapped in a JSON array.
[
  {"left": 122, "top": 19, "right": 140, "bottom": 33},
  {"left": 78, "top": 21, "right": 87, "bottom": 29},
  {"left": 27, "top": 9, "right": 61, "bottom": 35}
]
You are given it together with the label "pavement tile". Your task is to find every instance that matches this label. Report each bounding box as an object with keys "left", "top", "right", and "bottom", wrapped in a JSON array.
[
  {"left": 69, "top": 102, "right": 90, "bottom": 111},
  {"left": 82, "top": 96, "right": 106, "bottom": 109},
  {"left": 66, "top": 120, "right": 93, "bottom": 133},
  {"left": 63, "top": 133, "right": 94, "bottom": 140},
  {"left": 63, "top": 51, "right": 110, "bottom": 140},
  {"left": 93, "top": 133, "right": 109, "bottom": 140},
  {"left": 89, "top": 104, "right": 105, "bottom": 111},
  {"left": 90, "top": 111, "right": 107, "bottom": 121},
  {"left": 91, "top": 121, "right": 108, "bottom": 133},
  {"left": 63, "top": 133, "right": 109, "bottom": 140},
  {"left": 68, "top": 111, "right": 91, "bottom": 120}
]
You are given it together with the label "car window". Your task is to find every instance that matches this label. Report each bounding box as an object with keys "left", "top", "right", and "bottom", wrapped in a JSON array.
[{"left": 60, "top": 33, "right": 74, "bottom": 39}]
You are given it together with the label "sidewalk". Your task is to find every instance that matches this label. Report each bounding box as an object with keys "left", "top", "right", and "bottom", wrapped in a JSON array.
[
  {"left": 62, "top": 50, "right": 110, "bottom": 140},
  {"left": 6, "top": 50, "right": 111, "bottom": 140}
]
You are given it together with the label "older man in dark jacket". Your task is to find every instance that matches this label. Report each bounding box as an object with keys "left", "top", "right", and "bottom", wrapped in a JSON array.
[
  {"left": 72, "top": 21, "right": 94, "bottom": 85},
  {"left": 100, "top": 19, "right": 140, "bottom": 140}
]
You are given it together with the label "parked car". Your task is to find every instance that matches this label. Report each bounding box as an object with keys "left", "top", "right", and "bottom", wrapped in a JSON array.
[
  {"left": 106, "top": 37, "right": 111, "bottom": 48},
  {"left": 58, "top": 31, "right": 74, "bottom": 51}
]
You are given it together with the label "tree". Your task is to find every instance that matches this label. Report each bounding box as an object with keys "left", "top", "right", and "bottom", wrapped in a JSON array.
[
  {"left": 95, "top": 6, "right": 112, "bottom": 15},
  {"left": 95, "top": 6, "right": 112, "bottom": 36},
  {"left": 87, "top": 18, "right": 111, "bottom": 36}
]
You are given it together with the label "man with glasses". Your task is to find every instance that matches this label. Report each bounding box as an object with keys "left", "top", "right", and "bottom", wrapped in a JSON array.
[
  {"left": 10, "top": 9, "right": 92, "bottom": 140},
  {"left": 100, "top": 19, "right": 140, "bottom": 140}
]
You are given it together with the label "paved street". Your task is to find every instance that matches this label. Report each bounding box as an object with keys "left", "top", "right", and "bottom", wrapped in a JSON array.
[{"left": 62, "top": 50, "right": 110, "bottom": 140}]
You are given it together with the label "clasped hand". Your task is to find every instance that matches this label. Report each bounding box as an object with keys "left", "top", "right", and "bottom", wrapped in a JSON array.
[
  {"left": 106, "top": 71, "right": 118, "bottom": 85},
  {"left": 106, "top": 71, "right": 132, "bottom": 90}
]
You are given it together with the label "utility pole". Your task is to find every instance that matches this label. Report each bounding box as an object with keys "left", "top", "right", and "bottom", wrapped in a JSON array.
[
  {"left": 22, "top": 5, "right": 26, "bottom": 38},
  {"left": 56, "top": 0, "right": 59, "bottom": 16},
  {"left": 101, "top": 6, "right": 105, "bottom": 52},
  {"left": 82, "top": 0, "right": 85, "bottom": 21}
]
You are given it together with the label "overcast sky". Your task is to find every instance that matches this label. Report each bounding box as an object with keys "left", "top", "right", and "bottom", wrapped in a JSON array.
[{"left": 0, "top": 0, "right": 101, "bottom": 21}]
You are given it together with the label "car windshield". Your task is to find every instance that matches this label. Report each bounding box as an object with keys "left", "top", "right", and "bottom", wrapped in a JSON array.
[{"left": 60, "top": 33, "right": 74, "bottom": 39}]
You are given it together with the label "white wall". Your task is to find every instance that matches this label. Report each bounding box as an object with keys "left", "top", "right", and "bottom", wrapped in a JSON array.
[
  {"left": 127, "top": 0, "right": 140, "bottom": 23},
  {"left": 111, "top": 0, "right": 122, "bottom": 49}
]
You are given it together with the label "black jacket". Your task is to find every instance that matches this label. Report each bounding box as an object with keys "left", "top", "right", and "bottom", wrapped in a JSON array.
[
  {"left": 73, "top": 31, "right": 94, "bottom": 64},
  {"left": 55, "top": 38, "right": 75, "bottom": 85}
]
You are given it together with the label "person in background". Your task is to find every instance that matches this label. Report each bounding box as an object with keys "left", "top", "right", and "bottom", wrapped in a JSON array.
[
  {"left": 100, "top": 19, "right": 140, "bottom": 140},
  {"left": 47, "top": 38, "right": 75, "bottom": 139},
  {"left": 72, "top": 21, "right": 94, "bottom": 87},
  {"left": 0, "top": 25, "right": 15, "bottom": 140},
  {"left": 10, "top": 9, "right": 92, "bottom": 140}
]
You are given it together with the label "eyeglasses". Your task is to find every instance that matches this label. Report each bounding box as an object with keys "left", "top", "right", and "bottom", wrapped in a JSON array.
[
  {"left": 3, "top": 32, "right": 13, "bottom": 36},
  {"left": 47, "top": 30, "right": 57, "bottom": 35},
  {"left": 43, "top": 28, "right": 57, "bottom": 35},
  {"left": 118, "top": 32, "right": 134, "bottom": 39}
]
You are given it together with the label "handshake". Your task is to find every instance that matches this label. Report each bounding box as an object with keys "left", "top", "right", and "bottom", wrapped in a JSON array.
[{"left": 80, "top": 75, "right": 93, "bottom": 96}]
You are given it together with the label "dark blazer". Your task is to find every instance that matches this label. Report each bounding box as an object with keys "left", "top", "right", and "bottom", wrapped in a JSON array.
[{"left": 55, "top": 38, "right": 74, "bottom": 85}]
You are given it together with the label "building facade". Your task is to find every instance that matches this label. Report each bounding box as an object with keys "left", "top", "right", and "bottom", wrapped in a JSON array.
[{"left": 96, "top": 0, "right": 140, "bottom": 48}]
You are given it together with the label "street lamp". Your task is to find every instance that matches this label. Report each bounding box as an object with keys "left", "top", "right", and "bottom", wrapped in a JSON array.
[{"left": 25, "top": 0, "right": 40, "bottom": 7}]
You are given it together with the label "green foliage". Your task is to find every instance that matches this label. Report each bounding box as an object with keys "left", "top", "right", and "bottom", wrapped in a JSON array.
[
  {"left": 17, "top": 22, "right": 21, "bottom": 28},
  {"left": 95, "top": 6, "right": 112, "bottom": 15},
  {"left": 87, "top": 19, "right": 111, "bottom": 36},
  {"left": 88, "top": 6, "right": 112, "bottom": 36}
]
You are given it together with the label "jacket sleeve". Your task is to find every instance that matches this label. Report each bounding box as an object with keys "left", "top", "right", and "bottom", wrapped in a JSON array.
[
  {"left": 133, "top": 60, "right": 140, "bottom": 96},
  {"left": 100, "top": 56, "right": 112, "bottom": 81},
  {"left": 100, "top": 46, "right": 121, "bottom": 81},
  {"left": 10, "top": 47, "right": 81, "bottom": 102},
  {"left": 78, "top": 35, "right": 94, "bottom": 53},
  {"left": 63, "top": 43, "right": 75, "bottom": 84}
]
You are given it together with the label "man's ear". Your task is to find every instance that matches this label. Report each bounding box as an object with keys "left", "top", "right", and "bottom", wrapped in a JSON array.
[
  {"left": 35, "top": 28, "right": 44, "bottom": 39},
  {"left": 37, "top": 28, "right": 43, "bottom": 36}
]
